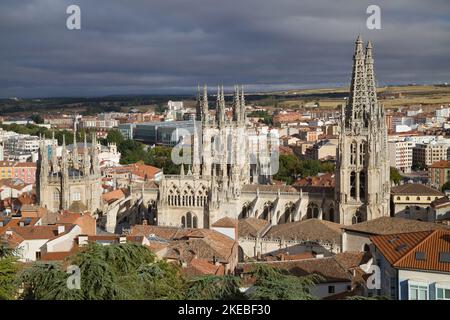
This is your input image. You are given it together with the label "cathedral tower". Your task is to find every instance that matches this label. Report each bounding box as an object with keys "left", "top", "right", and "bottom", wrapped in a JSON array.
[{"left": 335, "top": 35, "right": 390, "bottom": 225}]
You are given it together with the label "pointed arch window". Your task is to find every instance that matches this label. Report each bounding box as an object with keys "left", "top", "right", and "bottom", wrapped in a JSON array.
[
  {"left": 350, "top": 141, "right": 357, "bottom": 165},
  {"left": 193, "top": 216, "right": 198, "bottom": 229},
  {"left": 350, "top": 171, "right": 356, "bottom": 198},
  {"left": 359, "top": 171, "right": 366, "bottom": 201}
]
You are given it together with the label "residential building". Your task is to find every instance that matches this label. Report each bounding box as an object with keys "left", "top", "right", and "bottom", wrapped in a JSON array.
[
  {"left": 413, "top": 142, "right": 450, "bottom": 168},
  {"left": 342, "top": 216, "right": 446, "bottom": 252},
  {"left": 429, "top": 160, "right": 450, "bottom": 190},
  {"left": 388, "top": 139, "right": 414, "bottom": 173},
  {"left": 371, "top": 229, "right": 450, "bottom": 300},
  {"left": 391, "top": 184, "right": 444, "bottom": 221}
]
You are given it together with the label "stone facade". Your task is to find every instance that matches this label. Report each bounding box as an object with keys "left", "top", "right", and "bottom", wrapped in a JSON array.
[
  {"left": 151, "top": 36, "right": 391, "bottom": 229},
  {"left": 335, "top": 36, "right": 391, "bottom": 225},
  {"left": 37, "top": 132, "right": 102, "bottom": 214}
]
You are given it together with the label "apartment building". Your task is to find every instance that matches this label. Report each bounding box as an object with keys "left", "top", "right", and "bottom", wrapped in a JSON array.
[
  {"left": 428, "top": 160, "right": 450, "bottom": 190},
  {"left": 388, "top": 139, "right": 414, "bottom": 173},
  {"left": 413, "top": 142, "right": 450, "bottom": 168},
  {"left": 0, "top": 161, "right": 37, "bottom": 184}
]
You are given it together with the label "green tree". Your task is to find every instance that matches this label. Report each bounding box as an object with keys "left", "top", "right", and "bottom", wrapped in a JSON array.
[
  {"left": 298, "top": 160, "right": 322, "bottom": 178},
  {"left": 136, "top": 261, "right": 185, "bottom": 300},
  {"left": 15, "top": 243, "right": 187, "bottom": 300},
  {"left": 186, "top": 275, "right": 245, "bottom": 300},
  {"left": 106, "top": 129, "right": 125, "bottom": 145},
  {"left": 69, "top": 243, "right": 156, "bottom": 300},
  {"left": 320, "top": 161, "right": 335, "bottom": 173},
  {"left": 247, "top": 263, "right": 323, "bottom": 300},
  {"left": 390, "top": 167, "right": 402, "bottom": 185},
  {"left": 17, "top": 262, "right": 83, "bottom": 300},
  {"left": 0, "top": 244, "right": 19, "bottom": 300},
  {"left": 146, "top": 146, "right": 180, "bottom": 174},
  {"left": 273, "top": 154, "right": 301, "bottom": 184},
  {"left": 30, "top": 114, "right": 44, "bottom": 124},
  {"left": 118, "top": 140, "right": 149, "bottom": 164}
]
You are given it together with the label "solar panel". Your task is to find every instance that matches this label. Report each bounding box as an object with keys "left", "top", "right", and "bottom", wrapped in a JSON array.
[
  {"left": 415, "top": 252, "right": 426, "bottom": 261},
  {"left": 439, "top": 252, "right": 450, "bottom": 263}
]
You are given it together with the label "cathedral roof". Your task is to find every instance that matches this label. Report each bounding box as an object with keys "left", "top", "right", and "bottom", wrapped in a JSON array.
[
  {"left": 264, "top": 218, "right": 342, "bottom": 244},
  {"left": 241, "top": 184, "right": 298, "bottom": 193},
  {"left": 238, "top": 218, "right": 270, "bottom": 238},
  {"left": 212, "top": 217, "right": 238, "bottom": 228}
]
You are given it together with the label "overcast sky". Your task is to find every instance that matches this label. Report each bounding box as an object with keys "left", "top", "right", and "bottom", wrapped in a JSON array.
[{"left": 0, "top": 0, "right": 449, "bottom": 98}]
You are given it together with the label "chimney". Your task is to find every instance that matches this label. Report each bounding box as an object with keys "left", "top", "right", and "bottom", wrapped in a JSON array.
[
  {"left": 142, "top": 219, "right": 148, "bottom": 225},
  {"left": 19, "top": 221, "right": 25, "bottom": 227},
  {"left": 78, "top": 235, "right": 88, "bottom": 246},
  {"left": 57, "top": 225, "right": 65, "bottom": 234},
  {"left": 119, "top": 236, "right": 127, "bottom": 244}
]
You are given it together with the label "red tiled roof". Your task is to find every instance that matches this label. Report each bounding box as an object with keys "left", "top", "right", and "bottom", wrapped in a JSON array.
[
  {"left": 212, "top": 217, "right": 238, "bottom": 228},
  {"left": 371, "top": 229, "right": 450, "bottom": 273},
  {"left": 430, "top": 160, "right": 450, "bottom": 169},
  {"left": 102, "top": 189, "right": 125, "bottom": 204},
  {"left": 293, "top": 173, "right": 335, "bottom": 187}
]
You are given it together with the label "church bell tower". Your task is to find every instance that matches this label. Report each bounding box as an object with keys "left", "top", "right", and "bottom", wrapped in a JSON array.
[{"left": 335, "top": 35, "right": 390, "bottom": 225}]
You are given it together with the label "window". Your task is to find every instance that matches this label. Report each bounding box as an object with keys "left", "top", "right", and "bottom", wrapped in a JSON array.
[
  {"left": 328, "top": 286, "right": 335, "bottom": 294},
  {"left": 409, "top": 284, "right": 428, "bottom": 300},
  {"left": 53, "top": 191, "right": 59, "bottom": 201},
  {"left": 436, "top": 287, "right": 450, "bottom": 300},
  {"left": 72, "top": 192, "right": 81, "bottom": 201}
]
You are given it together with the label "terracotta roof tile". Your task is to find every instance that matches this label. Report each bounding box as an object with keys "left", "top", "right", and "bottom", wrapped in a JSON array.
[
  {"left": 212, "top": 217, "right": 238, "bottom": 228},
  {"left": 238, "top": 218, "right": 270, "bottom": 238},
  {"left": 265, "top": 219, "right": 342, "bottom": 243},
  {"left": 371, "top": 229, "right": 450, "bottom": 273},
  {"left": 430, "top": 160, "right": 450, "bottom": 169}
]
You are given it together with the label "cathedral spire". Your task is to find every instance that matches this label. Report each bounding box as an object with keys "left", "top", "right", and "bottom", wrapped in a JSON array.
[
  {"left": 83, "top": 133, "right": 90, "bottom": 174},
  {"left": 73, "top": 127, "right": 78, "bottom": 169},
  {"left": 365, "top": 41, "right": 378, "bottom": 116},
  {"left": 202, "top": 85, "right": 209, "bottom": 126},
  {"left": 216, "top": 85, "right": 226, "bottom": 126},
  {"left": 196, "top": 84, "right": 202, "bottom": 121},
  {"left": 51, "top": 130, "right": 58, "bottom": 172},
  {"left": 240, "top": 85, "right": 246, "bottom": 126},
  {"left": 232, "top": 85, "right": 241, "bottom": 123},
  {"left": 180, "top": 163, "right": 185, "bottom": 176},
  {"left": 346, "top": 35, "right": 370, "bottom": 129}
]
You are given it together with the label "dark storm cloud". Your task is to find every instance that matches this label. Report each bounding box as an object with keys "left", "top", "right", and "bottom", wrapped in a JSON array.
[{"left": 0, "top": 0, "right": 449, "bottom": 98}]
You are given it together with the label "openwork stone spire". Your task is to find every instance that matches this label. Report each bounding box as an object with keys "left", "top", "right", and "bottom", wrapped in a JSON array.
[
  {"left": 365, "top": 41, "right": 378, "bottom": 116},
  {"left": 201, "top": 85, "right": 209, "bottom": 126},
  {"left": 216, "top": 85, "right": 226, "bottom": 126},
  {"left": 346, "top": 35, "right": 370, "bottom": 129},
  {"left": 336, "top": 35, "right": 390, "bottom": 225},
  {"left": 232, "top": 85, "right": 241, "bottom": 123}
]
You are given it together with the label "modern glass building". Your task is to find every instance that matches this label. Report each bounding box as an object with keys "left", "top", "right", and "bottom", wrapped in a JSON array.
[{"left": 119, "top": 121, "right": 195, "bottom": 146}]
